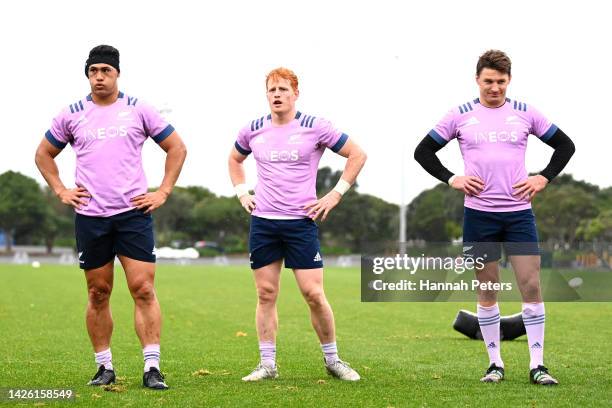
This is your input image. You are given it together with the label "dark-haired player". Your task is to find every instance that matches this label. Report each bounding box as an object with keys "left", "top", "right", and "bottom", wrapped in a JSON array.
[{"left": 35, "top": 45, "right": 187, "bottom": 389}]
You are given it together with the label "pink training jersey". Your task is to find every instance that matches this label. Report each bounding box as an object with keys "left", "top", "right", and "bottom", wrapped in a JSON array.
[
  {"left": 429, "top": 98, "right": 557, "bottom": 212},
  {"left": 235, "top": 111, "right": 348, "bottom": 218},
  {"left": 45, "top": 92, "right": 174, "bottom": 217}
]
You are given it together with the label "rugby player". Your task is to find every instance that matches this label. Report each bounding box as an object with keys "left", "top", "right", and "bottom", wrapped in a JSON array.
[
  {"left": 414, "top": 50, "right": 575, "bottom": 385},
  {"left": 35, "top": 45, "right": 187, "bottom": 389},
  {"left": 228, "top": 67, "right": 367, "bottom": 381}
]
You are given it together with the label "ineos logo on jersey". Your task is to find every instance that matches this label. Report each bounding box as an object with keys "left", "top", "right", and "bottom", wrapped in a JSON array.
[
  {"left": 81, "top": 125, "right": 129, "bottom": 141},
  {"left": 473, "top": 131, "right": 518, "bottom": 144},
  {"left": 256, "top": 150, "right": 300, "bottom": 162},
  {"left": 270, "top": 150, "right": 299, "bottom": 162}
]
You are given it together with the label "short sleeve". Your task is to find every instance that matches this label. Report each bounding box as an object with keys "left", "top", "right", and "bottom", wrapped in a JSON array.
[
  {"left": 234, "top": 125, "right": 252, "bottom": 155},
  {"left": 529, "top": 105, "right": 557, "bottom": 142},
  {"left": 138, "top": 101, "right": 175, "bottom": 143},
  {"left": 315, "top": 117, "right": 348, "bottom": 153},
  {"left": 428, "top": 109, "right": 457, "bottom": 146},
  {"left": 45, "top": 109, "right": 71, "bottom": 149}
]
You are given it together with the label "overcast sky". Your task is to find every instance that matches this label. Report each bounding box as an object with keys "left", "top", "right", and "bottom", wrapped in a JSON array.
[{"left": 1, "top": 0, "right": 610, "bottom": 205}]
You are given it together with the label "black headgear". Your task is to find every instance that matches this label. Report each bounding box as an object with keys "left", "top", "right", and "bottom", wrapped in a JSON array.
[{"left": 85, "top": 45, "right": 120, "bottom": 77}]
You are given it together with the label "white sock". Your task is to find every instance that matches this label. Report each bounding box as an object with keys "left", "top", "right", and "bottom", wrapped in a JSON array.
[
  {"left": 94, "top": 348, "right": 113, "bottom": 371},
  {"left": 477, "top": 303, "right": 503, "bottom": 368},
  {"left": 321, "top": 342, "right": 339, "bottom": 365},
  {"left": 143, "top": 344, "right": 160, "bottom": 372},
  {"left": 522, "top": 302, "right": 545, "bottom": 369},
  {"left": 259, "top": 341, "right": 276, "bottom": 368}
]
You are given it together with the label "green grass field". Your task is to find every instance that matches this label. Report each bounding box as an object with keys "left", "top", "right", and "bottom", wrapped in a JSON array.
[{"left": 1, "top": 263, "right": 611, "bottom": 407}]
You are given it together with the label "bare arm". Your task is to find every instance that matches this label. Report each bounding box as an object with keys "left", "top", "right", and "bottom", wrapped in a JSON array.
[
  {"left": 34, "top": 138, "right": 90, "bottom": 209},
  {"left": 228, "top": 146, "right": 255, "bottom": 213},
  {"left": 131, "top": 131, "right": 187, "bottom": 213},
  {"left": 332, "top": 138, "right": 367, "bottom": 185},
  {"left": 228, "top": 146, "right": 248, "bottom": 186},
  {"left": 304, "top": 138, "right": 367, "bottom": 221},
  {"left": 156, "top": 131, "right": 187, "bottom": 196}
]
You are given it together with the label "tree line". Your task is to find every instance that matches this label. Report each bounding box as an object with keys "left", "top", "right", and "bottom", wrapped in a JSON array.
[{"left": 0, "top": 170, "right": 610, "bottom": 254}]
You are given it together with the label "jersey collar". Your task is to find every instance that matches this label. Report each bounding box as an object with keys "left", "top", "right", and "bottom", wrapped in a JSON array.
[{"left": 86, "top": 91, "right": 124, "bottom": 101}]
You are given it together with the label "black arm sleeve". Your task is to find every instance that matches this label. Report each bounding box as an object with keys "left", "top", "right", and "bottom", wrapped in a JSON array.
[
  {"left": 413, "top": 135, "right": 454, "bottom": 184},
  {"left": 539, "top": 128, "right": 576, "bottom": 182}
]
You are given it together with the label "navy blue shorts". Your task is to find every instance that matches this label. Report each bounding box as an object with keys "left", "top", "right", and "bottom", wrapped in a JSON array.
[
  {"left": 462, "top": 207, "right": 540, "bottom": 262},
  {"left": 75, "top": 209, "right": 156, "bottom": 270},
  {"left": 249, "top": 216, "right": 323, "bottom": 270}
]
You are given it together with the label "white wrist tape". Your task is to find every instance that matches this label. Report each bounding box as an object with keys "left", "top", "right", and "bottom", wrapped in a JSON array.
[
  {"left": 448, "top": 175, "right": 457, "bottom": 186},
  {"left": 234, "top": 184, "right": 249, "bottom": 198},
  {"left": 333, "top": 179, "right": 351, "bottom": 196}
]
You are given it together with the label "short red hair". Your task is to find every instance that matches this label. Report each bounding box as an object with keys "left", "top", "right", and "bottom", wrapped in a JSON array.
[{"left": 266, "top": 67, "right": 299, "bottom": 93}]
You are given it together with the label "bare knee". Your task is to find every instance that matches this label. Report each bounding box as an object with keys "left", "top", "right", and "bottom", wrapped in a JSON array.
[
  {"left": 130, "top": 281, "right": 156, "bottom": 304},
  {"left": 257, "top": 285, "right": 278, "bottom": 306},
  {"left": 518, "top": 275, "right": 541, "bottom": 301},
  {"left": 475, "top": 275, "right": 499, "bottom": 305},
  {"left": 303, "top": 289, "right": 326, "bottom": 309},
  {"left": 88, "top": 284, "right": 112, "bottom": 309}
]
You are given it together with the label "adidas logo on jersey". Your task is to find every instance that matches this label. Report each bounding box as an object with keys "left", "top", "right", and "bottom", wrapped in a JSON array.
[
  {"left": 76, "top": 114, "right": 88, "bottom": 125},
  {"left": 462, "top": 246, "right": 473, "bottom": 253},
  {"left": 313, "top": 252, "right": 322, "bottom": 262},
  {"left": 464, "top": 117, "right": 480, "bottom": 127}
]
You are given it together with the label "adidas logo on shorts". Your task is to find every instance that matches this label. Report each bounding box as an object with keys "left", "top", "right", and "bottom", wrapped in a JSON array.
[{"left": 313, "top": 252, "right": 322, "bottom": 262}]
